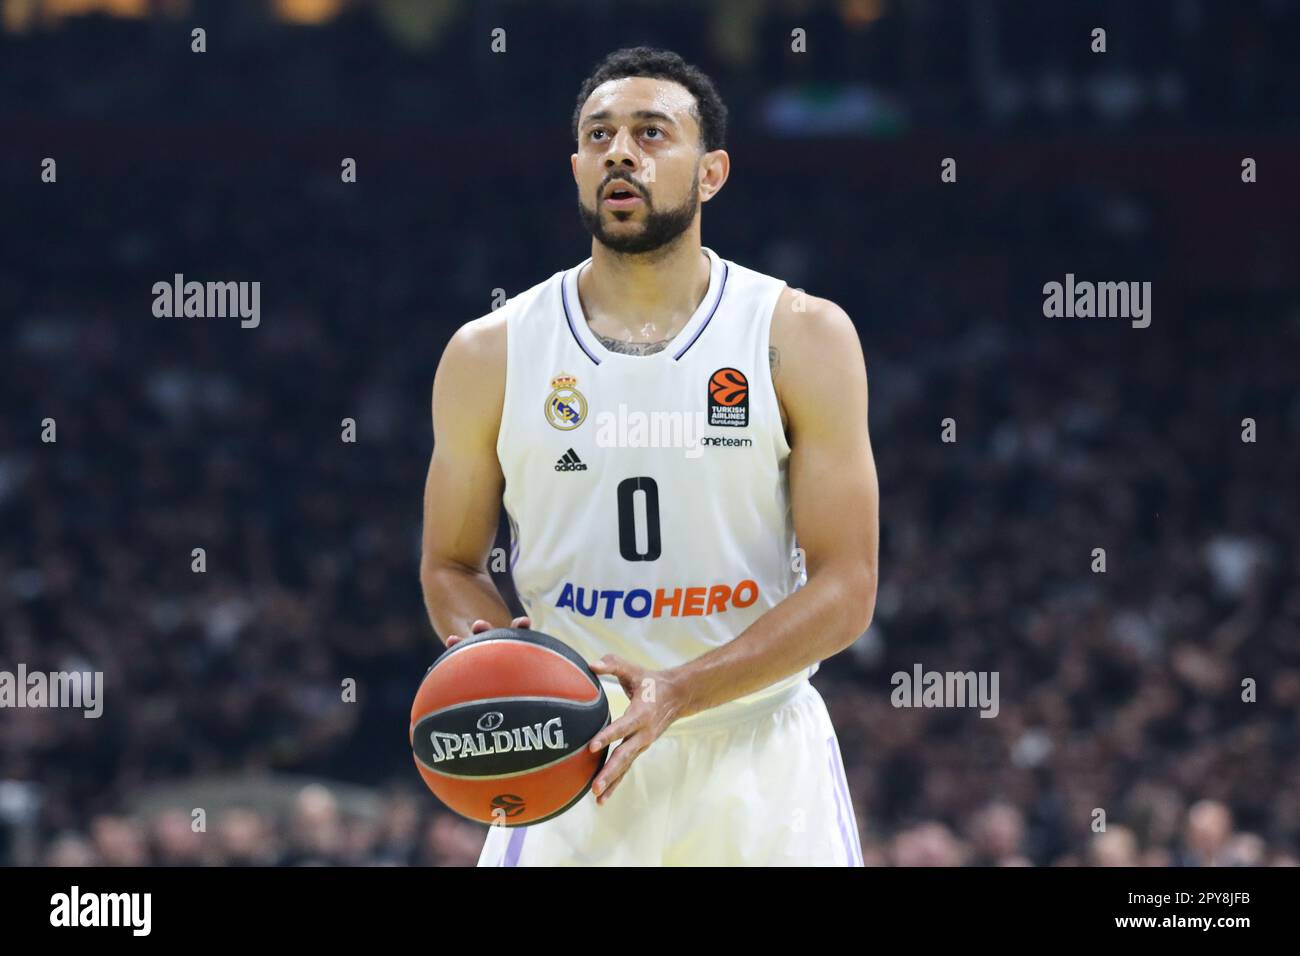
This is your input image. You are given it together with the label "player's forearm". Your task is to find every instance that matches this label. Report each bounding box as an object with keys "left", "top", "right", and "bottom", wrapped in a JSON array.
[
  {"left": 420, "top": 559, "right": 514, "bottom": 646},
  {"left": 665, "top": 565, "right": 875, "bottom": 719}
]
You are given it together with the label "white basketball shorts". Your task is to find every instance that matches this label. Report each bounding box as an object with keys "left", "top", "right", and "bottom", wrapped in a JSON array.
[{"left": 476, "top": 679, "right": 864, "bottom": 866}]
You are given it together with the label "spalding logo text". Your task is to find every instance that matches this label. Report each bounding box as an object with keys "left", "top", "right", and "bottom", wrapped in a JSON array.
[{"left": 427, "top": 717, "right": 567, "bottom": 763}]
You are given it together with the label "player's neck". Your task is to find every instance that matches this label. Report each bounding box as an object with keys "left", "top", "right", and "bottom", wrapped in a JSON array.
[{"left": 579, "top": 237, "right": 711, "bottom": 343}]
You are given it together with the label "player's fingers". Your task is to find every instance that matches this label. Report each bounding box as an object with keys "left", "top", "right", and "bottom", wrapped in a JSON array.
[
  {"left": 601, "top": 764, "right": 636, "bottom": 803},
  {"left": 595, "top": 765, "right": 629, "bottom": 804},
  {"left": 444, "top": 635, "right": 462, "bottom": 648},
  {"left": 592, "top": 763, "right": 624, "bottom": 801},
  {"left": 596, "top": 774, "right": 625, "bottom": 805},
  {"left": 589, "top": 654, "right": 637, "bottom": 683},
  {"left": 587, "top": 709, "right": 644, "bottom": 753},
  {"left": 592, "top": 669, "right": 639, "bottom": 702},
  {"left": 511, "top": 616, "right": 531, "bottom": 629},
  {"left": 469, "top": 619, "right": 493, "bottom": 633},
  {"left": 592, "top": 735, "right": 646, "bottom": 802}
]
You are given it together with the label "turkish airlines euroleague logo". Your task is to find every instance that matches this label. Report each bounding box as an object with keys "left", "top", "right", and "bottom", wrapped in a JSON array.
[{"left": 708, "top": 367, "right": 748, "bottom": 427}]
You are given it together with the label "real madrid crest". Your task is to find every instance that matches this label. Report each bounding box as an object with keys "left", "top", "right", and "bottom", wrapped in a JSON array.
[{"left": 544, "top": 373, "right": 587, "bottom": 430}]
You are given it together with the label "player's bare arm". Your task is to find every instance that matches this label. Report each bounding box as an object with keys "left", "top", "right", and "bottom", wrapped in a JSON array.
[
  {"left": 419, "top": 315, "right": 529, "bottom": 646},
  {"left": 587, "top": 289, "right": 878, "bottom": 803}
]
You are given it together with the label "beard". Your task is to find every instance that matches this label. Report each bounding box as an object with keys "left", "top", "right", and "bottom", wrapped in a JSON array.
[{"left": 577, "top": 172, "right": 699, "bottom": 255}]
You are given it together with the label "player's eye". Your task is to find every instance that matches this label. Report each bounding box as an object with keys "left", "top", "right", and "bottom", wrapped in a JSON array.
[
  {"left": 643, "top": 127, "right": 663, "bottom": 139},
  {"left": 589, "top": 128, "right": 609, "bottom": 142}
]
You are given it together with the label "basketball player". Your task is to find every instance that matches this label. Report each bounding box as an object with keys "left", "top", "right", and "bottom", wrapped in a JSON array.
[{"left": 420, "top": 47, "right": 878, "bottom": 866}]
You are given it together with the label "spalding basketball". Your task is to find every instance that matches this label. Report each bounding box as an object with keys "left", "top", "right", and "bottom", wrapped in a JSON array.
[{"left": 410, "top": 627, "right": 609, "bottom": 827}]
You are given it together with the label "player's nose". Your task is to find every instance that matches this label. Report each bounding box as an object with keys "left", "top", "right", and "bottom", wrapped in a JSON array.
[{"left": 604, "top": 127, "right": 641, "bottom": 171}]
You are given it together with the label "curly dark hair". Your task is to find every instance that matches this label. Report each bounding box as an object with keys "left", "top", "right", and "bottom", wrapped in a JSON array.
[{"left": 571, "top": 46, "right": 728, "bottom": 152}]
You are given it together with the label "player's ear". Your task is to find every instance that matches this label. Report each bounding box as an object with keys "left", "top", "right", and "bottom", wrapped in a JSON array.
[
  {"left": 570, "top": 152, "right": 579, "bottom": 181},
  {"left": 698, "top": 149, "right": 730, "bottom": 203}
]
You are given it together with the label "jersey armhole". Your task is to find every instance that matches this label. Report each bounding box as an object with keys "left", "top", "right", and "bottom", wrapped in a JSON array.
[
  {"left": 493, "top": 307, "right": 514, "bottom": 469},
  {"left": 762, "top": 280, "right": 792, "bottom": 460}
]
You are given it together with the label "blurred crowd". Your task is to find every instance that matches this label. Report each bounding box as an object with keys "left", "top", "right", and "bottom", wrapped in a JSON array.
[
  {"left": 2, "top": 4, "right": 1298, "bottom": 866},
  {"left": 1, "top": 0, "right": 1298, "bottom": 134},
  {"left": 36, "top": 786, "right": 487, "bottom": 868},
  {"left": 29, "top": 792, "right": 1291, "bottom": 868}
]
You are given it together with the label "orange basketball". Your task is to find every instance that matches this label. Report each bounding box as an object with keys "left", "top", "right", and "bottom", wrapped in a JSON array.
[
  {"left": 409, "top": 627, "right": 609, "bottom": 827},
  {"left": 710, "top": 367, "right": 748, "bottom": 406}
]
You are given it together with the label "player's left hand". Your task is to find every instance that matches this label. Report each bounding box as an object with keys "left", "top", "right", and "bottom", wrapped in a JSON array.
[{"left": 585, "top": 655, "right": 688, "bottom": 806}]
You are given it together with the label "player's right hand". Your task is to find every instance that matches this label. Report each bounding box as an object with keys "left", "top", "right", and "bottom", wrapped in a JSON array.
[{"left": 444, "top": 616, "right": 531, "bottom": 649}]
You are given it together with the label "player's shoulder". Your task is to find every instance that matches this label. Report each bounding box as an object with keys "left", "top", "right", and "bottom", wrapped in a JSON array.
[
  {"left": 708, "top": 251, "right": 846, "bottom": 327},
  {"left": 444, "top": 267, "right": 568, "bottom": 366},
  {"left": 766, "top": 286, "right": 866, "bottom": 430},
  {"left": 769, "top": 286, "right": 858, "bottom": 354},
  {"left": 494, "top": 266, "right": 570, "bottom": 326},
  {"left": 443, "top": 311, "right": 506, "bottom": 371}
]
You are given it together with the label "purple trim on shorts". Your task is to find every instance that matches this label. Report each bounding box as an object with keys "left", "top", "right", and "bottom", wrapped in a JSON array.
[
  {"left": 827, "top": 735, "right": 864, "bottom": 866},
  {"left": 825, "top": 735, "right": 855, "bottom": 867},
  {"left": 502, "top": 826, "right": 527, "bottom": 867}
]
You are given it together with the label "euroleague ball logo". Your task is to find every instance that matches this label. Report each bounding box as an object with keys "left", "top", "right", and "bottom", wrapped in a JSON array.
[
  {"left": 476, "top": 711, "right": 505, "bottom": 732},
  {"left": 708, "top": 367, "right": 748, "bottom": 427},
  {"left": 491, "top": 793, "right": 526, "bottom": 818},
  {"left": 545, "top": 373, "right": 587, "bottom": 430}
]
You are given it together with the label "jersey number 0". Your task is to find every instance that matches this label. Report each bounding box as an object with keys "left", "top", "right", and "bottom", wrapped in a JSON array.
[{"left": 616, "top": 476, "right": 661, "bottom": 562}]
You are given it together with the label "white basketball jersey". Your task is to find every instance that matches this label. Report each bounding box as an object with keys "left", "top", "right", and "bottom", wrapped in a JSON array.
[{"left": 493, "top": 246, "right": 815, "bottom": 722}]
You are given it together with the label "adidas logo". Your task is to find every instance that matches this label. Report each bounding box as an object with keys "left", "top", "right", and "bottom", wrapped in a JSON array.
[{"left": 555, "top": 448, "right": 588, "bottom": 472}]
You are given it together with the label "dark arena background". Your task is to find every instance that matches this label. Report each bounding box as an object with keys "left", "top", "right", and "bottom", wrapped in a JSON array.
[{"left": 1, "top": 0, "right": 1298, "bottom": 901}]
